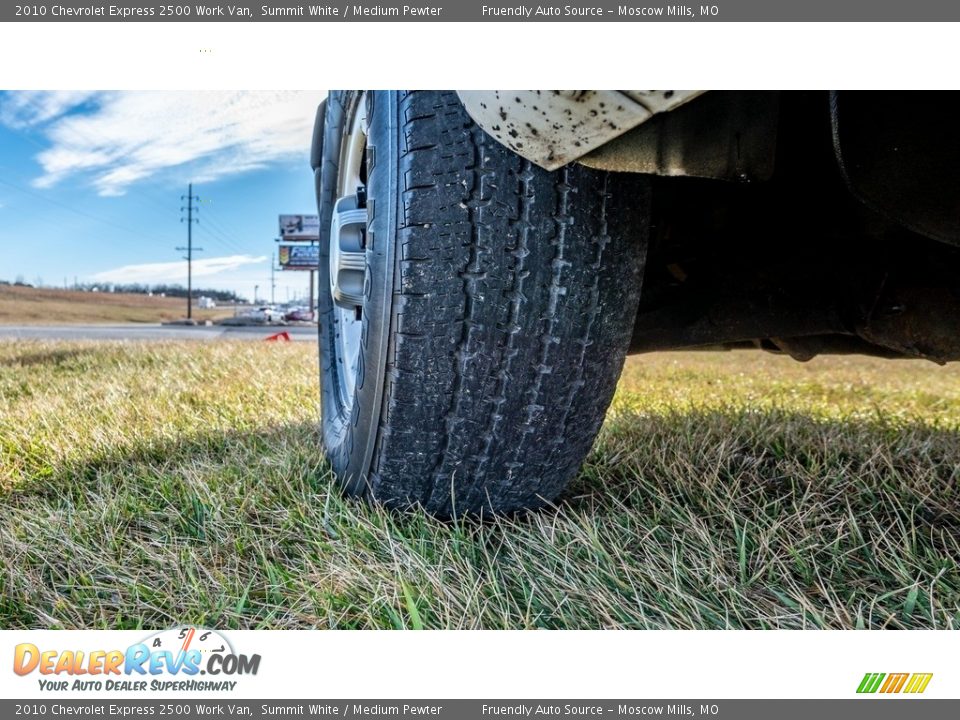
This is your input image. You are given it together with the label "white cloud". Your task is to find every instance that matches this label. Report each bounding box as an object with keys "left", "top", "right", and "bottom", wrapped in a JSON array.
[
  {"left": 0, "top": 91, "right": 99, "bottom": 127},
  {"left": 89, "top": 254, "right": 268, "bottom": 284},
  {"left": 2, "top": 91, "right": 325, "bottom": 196}
]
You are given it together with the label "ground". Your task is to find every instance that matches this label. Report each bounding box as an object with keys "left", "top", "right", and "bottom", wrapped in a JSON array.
[
  {"left": 1, "top": 340, "right": 958, "bottom": 629},
  {"left": 0, "top": 284, "right": 232, "bottom": 324}
]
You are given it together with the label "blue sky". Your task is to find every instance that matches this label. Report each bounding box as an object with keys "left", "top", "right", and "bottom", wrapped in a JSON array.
[{"left": 0, "top": 91, "right": 326, "bottom": 302}]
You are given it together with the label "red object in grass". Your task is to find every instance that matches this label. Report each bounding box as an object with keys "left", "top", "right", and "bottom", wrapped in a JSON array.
[{"left": 264, "top": 331, "right": 291, "bottom": 342}]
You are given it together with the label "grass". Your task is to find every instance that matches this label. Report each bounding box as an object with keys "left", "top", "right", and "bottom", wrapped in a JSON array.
[
  {"left": 1, "top": 340, "right": 959, "bottom": 629},
  {"left": 0, "top": 284, "right": 231, "bottom": 324}
]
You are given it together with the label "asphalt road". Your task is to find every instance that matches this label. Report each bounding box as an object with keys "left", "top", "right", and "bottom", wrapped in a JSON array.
[{"left": 0, "top": 324, "right": 318, "bottom": 342}]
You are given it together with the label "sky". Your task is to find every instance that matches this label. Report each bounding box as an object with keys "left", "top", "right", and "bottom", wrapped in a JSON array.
[{"left": 0, "top": 90, "right": 327, "bottom": 302}]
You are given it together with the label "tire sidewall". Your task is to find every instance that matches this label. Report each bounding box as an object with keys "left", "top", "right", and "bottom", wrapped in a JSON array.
[{"left": 317, "top": 90, "right": 397, "bottom": 495}]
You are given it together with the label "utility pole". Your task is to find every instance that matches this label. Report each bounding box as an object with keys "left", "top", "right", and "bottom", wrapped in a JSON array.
[
  {"left": 177, "top": 183, "right": 203, "bottom": 320},
  {"left": 254, "top": 284, "right": 259, "bottom": 304},
  {"left": 271, "top": 252, "right": 277, "bottom": 305}
]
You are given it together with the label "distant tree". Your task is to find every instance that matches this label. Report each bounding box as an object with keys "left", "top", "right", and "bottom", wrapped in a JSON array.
[{"left": 69, "top": 281, "right": 241, "bottom": 303}]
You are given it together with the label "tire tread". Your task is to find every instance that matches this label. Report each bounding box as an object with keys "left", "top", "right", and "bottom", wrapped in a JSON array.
[{"left": 359, "top": 91, "right": 648, "bottom": 515}]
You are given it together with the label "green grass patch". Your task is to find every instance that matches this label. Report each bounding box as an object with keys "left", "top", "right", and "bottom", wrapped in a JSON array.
[{"left": 1, "top": 341, "right": 958, "bottom": 629}]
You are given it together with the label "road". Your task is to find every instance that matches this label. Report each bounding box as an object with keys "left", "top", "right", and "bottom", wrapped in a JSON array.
[{"left": 0, "top": 324, "right": 318, "bottom": 342}]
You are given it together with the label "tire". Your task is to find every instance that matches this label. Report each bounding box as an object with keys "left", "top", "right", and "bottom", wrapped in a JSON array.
[{"left": 313, "top": 90, "right": 649, "bottom": 516}]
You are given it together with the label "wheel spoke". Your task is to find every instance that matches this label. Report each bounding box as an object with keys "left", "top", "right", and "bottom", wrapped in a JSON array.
[
  {"left": 337, "top": 249, "right": 366, "bottom": 272},
  {"left": 333, "top": 206, "right": 367, "bottom": 234},
  {"left": 330, "top": 197, "right": 367, "bottom": 309},
  {"left": 333, "top": 250, "right": 366, "bottom": 306}
]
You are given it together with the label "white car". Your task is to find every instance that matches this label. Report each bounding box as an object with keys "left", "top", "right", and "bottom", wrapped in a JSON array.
[{"left": 247, "top": 306, "right": 283, "bottom": 323}]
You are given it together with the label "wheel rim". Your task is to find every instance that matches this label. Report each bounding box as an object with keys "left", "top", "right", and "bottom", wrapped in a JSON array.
[{"left": 330, "top": 94, "right": 368, "bottom": 408}]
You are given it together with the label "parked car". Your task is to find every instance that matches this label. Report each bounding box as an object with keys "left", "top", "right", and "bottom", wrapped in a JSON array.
[
  {"left": 311, "top": 90, "right": 960, "bottom": 516},
  {"left": 247, "top": 306, "right": 284, "bottom": 323},
  {"left": 284, "top": 306, "right": 315, "bottom": 322}
]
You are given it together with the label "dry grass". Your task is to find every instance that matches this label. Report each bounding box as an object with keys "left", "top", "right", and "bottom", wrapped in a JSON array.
[
  {"left": 0, "top": 285, "right": 231, "bottom": 324},
  {"left": 0, "top": 341, "right": 958, "bottom": 629}
]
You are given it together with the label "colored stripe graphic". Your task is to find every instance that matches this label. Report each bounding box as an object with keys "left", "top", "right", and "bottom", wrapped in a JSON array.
[
  {"left": 880, "top": 673, "right": 909, "bottom": 693},
  {"left": 857, "top": 673, "right": 885, "bottom": 694},
  {"left": 904, "top": 674, "right": 934, "bottom": 694},
  {"left": 857, "top": 672, "right": 932, "bottom": 694}
]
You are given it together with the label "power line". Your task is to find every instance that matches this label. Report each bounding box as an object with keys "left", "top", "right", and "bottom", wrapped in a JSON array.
[
  {"left": 196, "top": 222, "right": 246, "bottom": 256},
  {"left": 201, "top": 218, "right": 247, "bottom": 253},
  {"left": 0, "top": 174, "right": 172, "bottom": 246},
  {"left": 196, "top": 215, "right": 249, "bottom": 254},
  {"left": 196, "top": 196, "right": 251, "bottom": 244},
  {"left": 198, "top": 201, "right": 257, "bottom": 255}
]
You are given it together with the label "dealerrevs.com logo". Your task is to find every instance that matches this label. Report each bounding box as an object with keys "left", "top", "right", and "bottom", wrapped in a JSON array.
[{"left": 13, "top": 627, "right": 260, "bottom": 693}]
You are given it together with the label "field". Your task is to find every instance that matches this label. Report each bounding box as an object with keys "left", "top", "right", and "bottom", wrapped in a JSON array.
[
  {"left": 1, "top": 340, "right": 959, "bottom": 629},
  {"left": 0, "top": 284, "right": 231, "bottom": 324}
]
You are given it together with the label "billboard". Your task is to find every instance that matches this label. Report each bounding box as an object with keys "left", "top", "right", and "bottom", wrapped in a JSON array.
[
  {"left": 279, "top": 214, "right": 320, "bottom": 241},
  {"left": 278, "top": 244, "right": 320, "bottom": 270}
]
